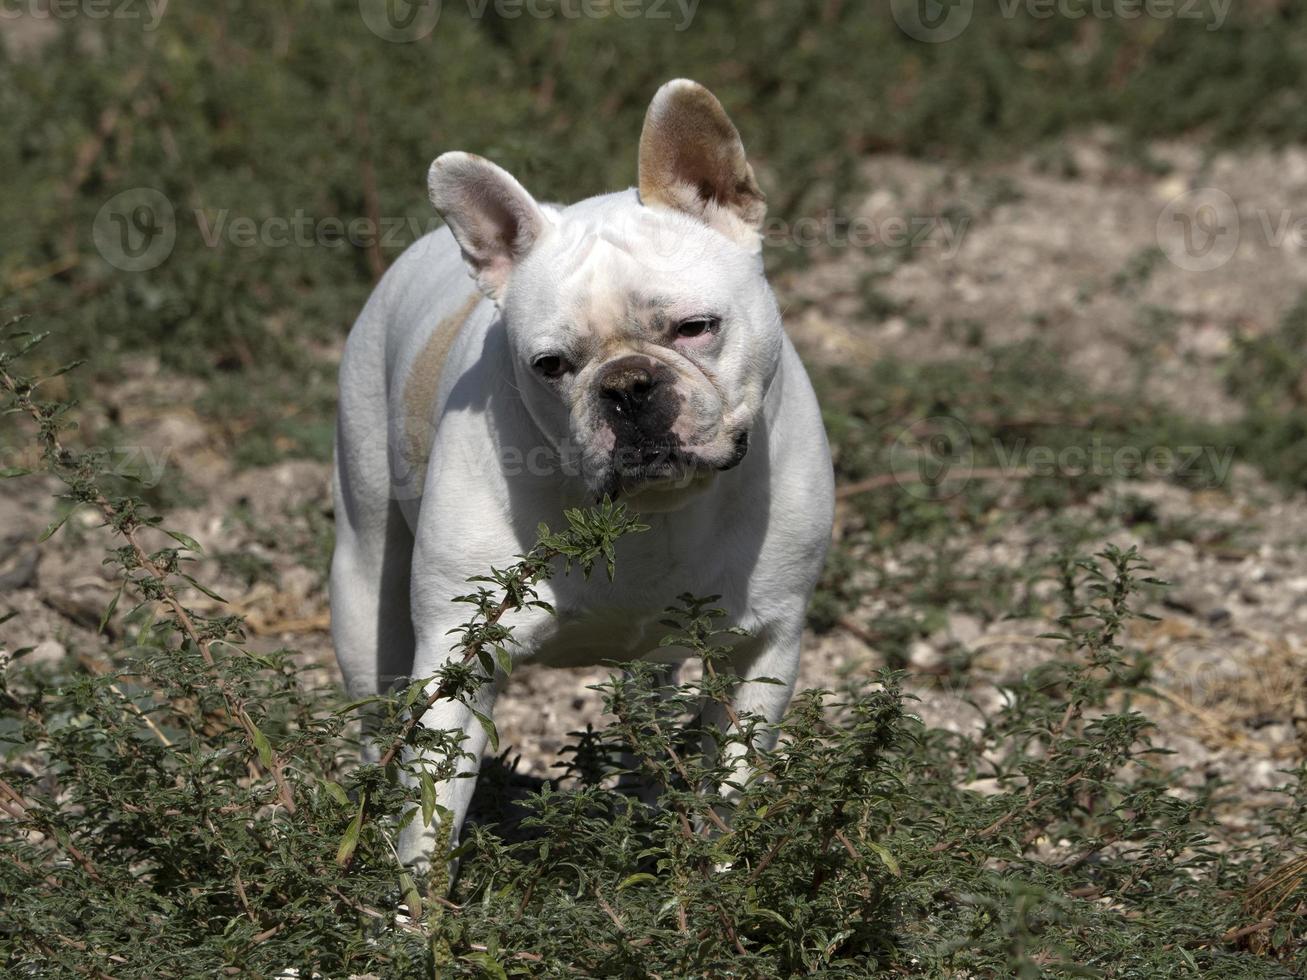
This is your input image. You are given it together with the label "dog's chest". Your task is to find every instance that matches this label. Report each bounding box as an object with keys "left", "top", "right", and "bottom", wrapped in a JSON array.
[
  {"left": 527, "top": 605, "right": 682, "bottom": 667},
  {"left": 525, "top": 543, "right": 748, "bottom": 668}
]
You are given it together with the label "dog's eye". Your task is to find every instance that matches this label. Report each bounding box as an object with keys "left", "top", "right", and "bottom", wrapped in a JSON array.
[
  {"left": 532, "top": 354, "right": 569, "bottom": 379},
  {"left": 676, "top": 317, "right": 717, "bottom": 339}
]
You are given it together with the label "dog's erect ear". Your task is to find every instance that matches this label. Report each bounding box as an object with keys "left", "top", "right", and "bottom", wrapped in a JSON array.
[
  {"left": 637, "top": 79, "right": 766, "bottom": 246},
  {"left": 428, "top": 152, "right": 549, "bottom": 303}
]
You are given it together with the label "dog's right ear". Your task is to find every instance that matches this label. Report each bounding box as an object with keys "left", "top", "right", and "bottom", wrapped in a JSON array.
[
  {"left": 638, "top": 79, "right": 766, "bottom": 248},
  {"left": 428, "top": 152, "right": 549, "bottom": 304}
]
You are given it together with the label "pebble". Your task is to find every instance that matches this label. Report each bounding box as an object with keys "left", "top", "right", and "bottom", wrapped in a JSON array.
[
  {"left": 908, "top": 639, "right": 946, "bottom": 672},
  {"left": 29, "top": 639, "right": 67, "bottom": 664},
  {"left": 947, "top": 612, "right": 983, "bottom": 647}
]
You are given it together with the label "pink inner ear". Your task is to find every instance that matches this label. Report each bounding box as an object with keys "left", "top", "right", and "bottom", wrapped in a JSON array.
[
  {"left": 429, "top": 152, "right": 547, "bottom": 301},
  {"left": 462, "top": 186, "right": 537, "bottom": 273}
]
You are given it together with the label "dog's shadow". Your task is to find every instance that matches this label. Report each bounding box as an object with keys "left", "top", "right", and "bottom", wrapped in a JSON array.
[
  {"left": 465, "top": 732, "right": 682, "bottom": 846},
  {"left": 464, "top": 750, "right": 552, "bottom": 844}
]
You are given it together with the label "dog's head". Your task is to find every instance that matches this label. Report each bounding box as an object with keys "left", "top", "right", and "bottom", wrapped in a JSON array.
[{"left": 428, "top": 80, "right": 781, "bottom": 508}]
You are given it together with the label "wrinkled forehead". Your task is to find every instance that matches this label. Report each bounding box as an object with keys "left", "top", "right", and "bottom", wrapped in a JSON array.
[{"left": 538, "top": 213, "right": 737, "bottom": 334}]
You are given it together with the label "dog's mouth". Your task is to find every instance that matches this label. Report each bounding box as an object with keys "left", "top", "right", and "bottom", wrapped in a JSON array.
[
  {"left": 721, "top": 429, "right": 750, "bottom": 469},
  {"left": 595, "top": 430, "right": 749, "bottom": 502}
]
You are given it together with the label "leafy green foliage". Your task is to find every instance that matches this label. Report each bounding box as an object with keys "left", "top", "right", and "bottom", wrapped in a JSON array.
[
  {"left": 1226, "top": 293, "right": 1307, "bottom": 491},
  {"left": 3, "top": 323, "right": 1304, "bottom": 976}
]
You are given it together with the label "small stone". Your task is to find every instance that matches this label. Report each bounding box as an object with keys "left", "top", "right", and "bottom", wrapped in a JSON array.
[
  {"left": 30, "top": 639, "right": 67, "bottom": 664},
  {"left": 156, "top": 413, "right": 209, "bottom": 450},
  {"left": 908, "top": 640, "right": 946, "bottom": 672},
  {"left": 947, "top": 612, "right": 983, "bottom": 647},
  {"left": 1248, "top": 759, "right": 1281, "bottom": 791},
  {"left": 880, "top": 317, "right": 908, "bottom": 339},
  {"left": 1153, "top": 175, "right": 1189, "bottom": 203},
  {"left": 1163, "top": 588, "right": 1201, "bottom": 615},
  {"left": 279, "top": 566, "right": 315, "bottom": 600}
]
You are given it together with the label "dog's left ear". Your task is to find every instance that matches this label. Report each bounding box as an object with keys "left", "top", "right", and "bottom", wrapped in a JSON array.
[
  {"left": 428, "top": 152, "right": 549, "bottom": 304},
  {"left": 638, "top": 79, "right": 766, "bottom": 248}
]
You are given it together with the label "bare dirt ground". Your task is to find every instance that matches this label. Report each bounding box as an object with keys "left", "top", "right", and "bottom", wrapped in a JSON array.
[{"left": 3, "top": 134, "right": 1305, "bottom": 831}]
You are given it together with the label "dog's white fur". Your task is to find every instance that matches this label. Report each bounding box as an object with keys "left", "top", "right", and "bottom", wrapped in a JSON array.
[{"left": 331, "top": 80, "right": 834, "bottom": 867}]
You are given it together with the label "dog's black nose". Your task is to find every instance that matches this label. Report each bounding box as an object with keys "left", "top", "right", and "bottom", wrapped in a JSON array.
[{"left": 598, "top": 360, "right": 659, "bottom": 417}]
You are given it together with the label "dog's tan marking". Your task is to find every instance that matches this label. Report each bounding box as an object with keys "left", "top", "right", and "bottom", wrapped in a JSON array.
[{"left": 402, "top": 291, "right": 482, "bottom": 480}]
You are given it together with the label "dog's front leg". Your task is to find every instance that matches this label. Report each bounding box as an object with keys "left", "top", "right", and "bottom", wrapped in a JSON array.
[
  {"left": 395, "top": 642, "right": 501, "bottom": 874},
  {"left": 395, "top": 589, "right": 552, "bottom": 876},
  {"left": 700, "top": 623, "right": 802, "bottom": 816}
]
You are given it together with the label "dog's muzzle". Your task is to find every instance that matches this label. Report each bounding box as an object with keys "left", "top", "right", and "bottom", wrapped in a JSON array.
[
  {"left": 588, "top": 355, "right": 749, "bottom": 499},
  {"left": 597, "top": 356, "right": 682, "bottom": 440}
]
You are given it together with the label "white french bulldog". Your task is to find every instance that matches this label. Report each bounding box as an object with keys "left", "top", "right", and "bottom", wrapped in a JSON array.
[{"left": 330, "top": 79, "right": 834, "bottom": 867}]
